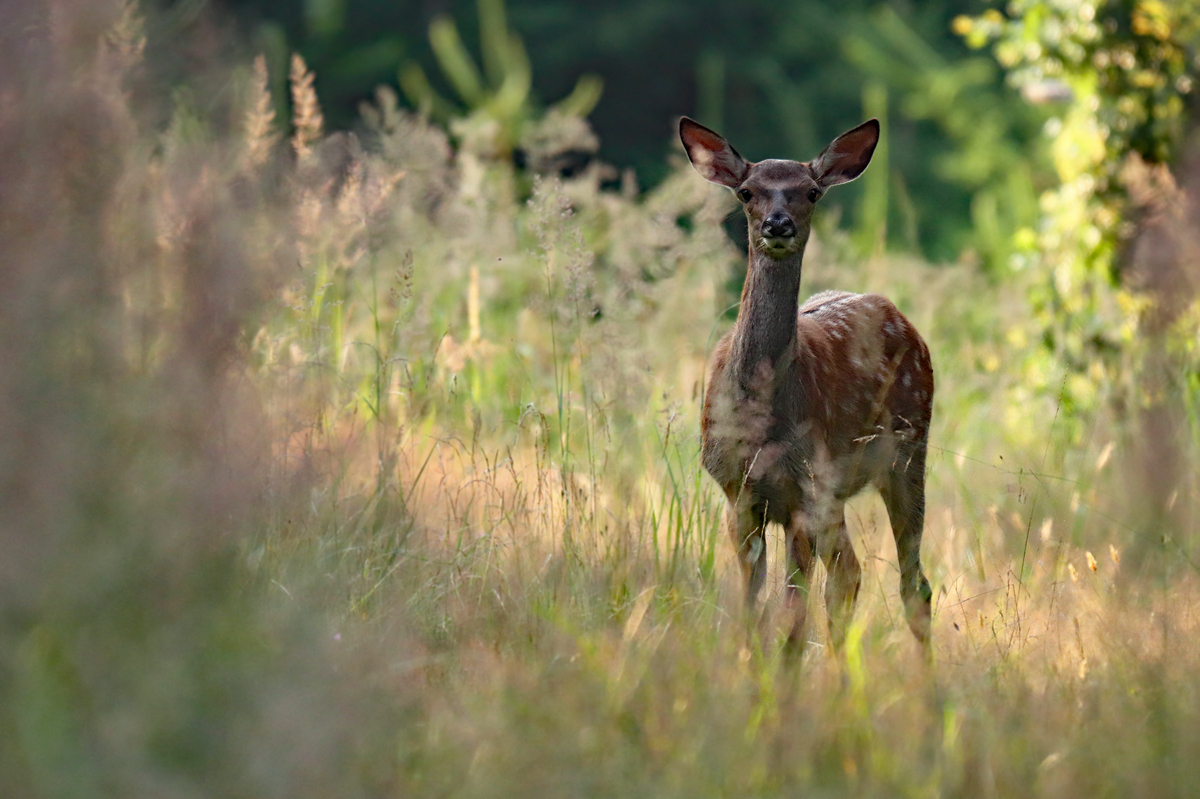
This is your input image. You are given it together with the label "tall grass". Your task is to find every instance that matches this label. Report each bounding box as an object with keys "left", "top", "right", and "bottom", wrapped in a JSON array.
[{"left": 4, "top": 1, "right": 1200, "bottom": 796}]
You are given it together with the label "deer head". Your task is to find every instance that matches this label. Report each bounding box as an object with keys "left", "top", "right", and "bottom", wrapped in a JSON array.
[{"left": 679, "top": 118, "right": 879, "bottom": 259}]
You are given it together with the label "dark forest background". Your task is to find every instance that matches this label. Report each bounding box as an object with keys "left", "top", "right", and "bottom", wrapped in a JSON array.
[{"left": 215, "top": 0, "right": 1045, "bottom": 264}]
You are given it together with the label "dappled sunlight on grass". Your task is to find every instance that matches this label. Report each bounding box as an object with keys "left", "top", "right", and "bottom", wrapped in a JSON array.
[{"left": 5, "top": 1, "right": 1200, "bottom": 796}]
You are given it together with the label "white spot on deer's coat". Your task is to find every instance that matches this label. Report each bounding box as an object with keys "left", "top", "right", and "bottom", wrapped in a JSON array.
[
  {"left": 902, "top": 373, "right": 911, "bottom": 388},
  {"left": 745, "top": 536, "right": 764, "bottom": 565}
]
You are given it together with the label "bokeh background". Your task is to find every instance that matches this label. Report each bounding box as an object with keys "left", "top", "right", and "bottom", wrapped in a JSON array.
[
  {"left": 5, "top": 0, "right": 1200, "bottom": 795},
  {"left": 224, "top": 0, "right": 1044, "bottom": 262}
]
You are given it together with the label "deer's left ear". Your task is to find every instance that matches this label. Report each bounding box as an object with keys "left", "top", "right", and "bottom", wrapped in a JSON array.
[{"left": 812, "top": 119, "right": 879, "bottom": 188}]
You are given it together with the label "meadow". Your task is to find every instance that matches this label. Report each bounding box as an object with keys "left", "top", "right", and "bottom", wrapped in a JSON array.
[{"left": 4, "top": 4, "right": 1200, "bottom": 797}]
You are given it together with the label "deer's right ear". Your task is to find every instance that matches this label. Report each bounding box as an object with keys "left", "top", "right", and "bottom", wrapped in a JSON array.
[{"left": 680, "top": 117, "right": 750, "bottom": 188}]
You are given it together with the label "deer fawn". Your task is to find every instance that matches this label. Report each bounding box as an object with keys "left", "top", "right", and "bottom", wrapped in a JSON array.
[{"left": 680, "top": 116, "right": 933, "bottom": 655}]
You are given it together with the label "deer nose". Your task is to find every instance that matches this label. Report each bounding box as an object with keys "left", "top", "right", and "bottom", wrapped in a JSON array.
[{"left": 762, "top": 214, "right": 795, "bottom": 239}]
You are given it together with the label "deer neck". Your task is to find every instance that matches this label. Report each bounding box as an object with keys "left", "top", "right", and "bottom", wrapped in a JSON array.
[{"left": 730, "top": 246, "right": 805, "bottom": 390}]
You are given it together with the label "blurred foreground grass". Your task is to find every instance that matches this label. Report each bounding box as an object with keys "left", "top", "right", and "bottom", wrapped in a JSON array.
[{"left": 3, "top": 2, "right": 1200, "bottom": 796}]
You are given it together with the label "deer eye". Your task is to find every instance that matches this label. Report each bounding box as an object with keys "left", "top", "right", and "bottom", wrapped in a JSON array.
[
  {"left": 807, "top": 188, "right": 821, "bottom": 202},
  {"left": 736, "top": 188, "right": 753, "bottom": 203}
]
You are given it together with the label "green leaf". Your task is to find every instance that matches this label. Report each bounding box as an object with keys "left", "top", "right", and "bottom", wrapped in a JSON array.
[
  {"left": 398, "top": 62, "right": 459, "bottom": 120},
  {"left": 477, "top": 0, "right": 511, "bottom": 87},
  {"left": 428, "top": 15, "right": 485, "bottom": 107},
  {"left": 489, "top": 33, "right": 532, "bottom": 121},
  {"left": 551, "top": 74, "right": 604, "bottom": 119}
]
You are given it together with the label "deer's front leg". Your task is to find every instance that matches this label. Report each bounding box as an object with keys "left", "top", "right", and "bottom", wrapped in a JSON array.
[
  {"left": 784, "top": 510, "right": 815, "bottom": 658},
  {"left": 727, "top": 498, "right": 767, "bottom": 621}
]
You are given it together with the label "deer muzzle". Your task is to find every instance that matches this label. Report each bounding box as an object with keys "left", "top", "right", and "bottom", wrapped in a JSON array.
[{"left": 762, "top": 213, "right": 796, "bottom": 240}]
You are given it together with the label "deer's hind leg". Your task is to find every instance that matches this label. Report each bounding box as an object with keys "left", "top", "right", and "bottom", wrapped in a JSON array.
[
  {"left": 819, "top": 510, "right": 861, "bottom": 651},
  {"left": 881, "top": 442, "right": 932, "bottom": 648}
]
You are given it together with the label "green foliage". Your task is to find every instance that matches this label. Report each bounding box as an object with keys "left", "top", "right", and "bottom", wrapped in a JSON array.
[
  {"left": 500, "top": 0, "right": 1053, "bottom": 264},
  {"left": 398, "top": 0, "right": 603, "bottom": 157},
  {"left": 846, "top": 6, "right": 1047, "bottom": 267},
  {"left": 231, "top": 0, "right": 1050, "bottom": 264},
  {"left": 966, "top": 0, "right": 1200, "bottom": 167},
  {"left": 958, "top": 1, "right": 1200, "bottom": 415}
]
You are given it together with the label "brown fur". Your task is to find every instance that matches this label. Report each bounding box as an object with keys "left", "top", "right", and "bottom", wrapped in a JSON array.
[{"left": 681, "top": 117, "right": 934, "bottom": 655}]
